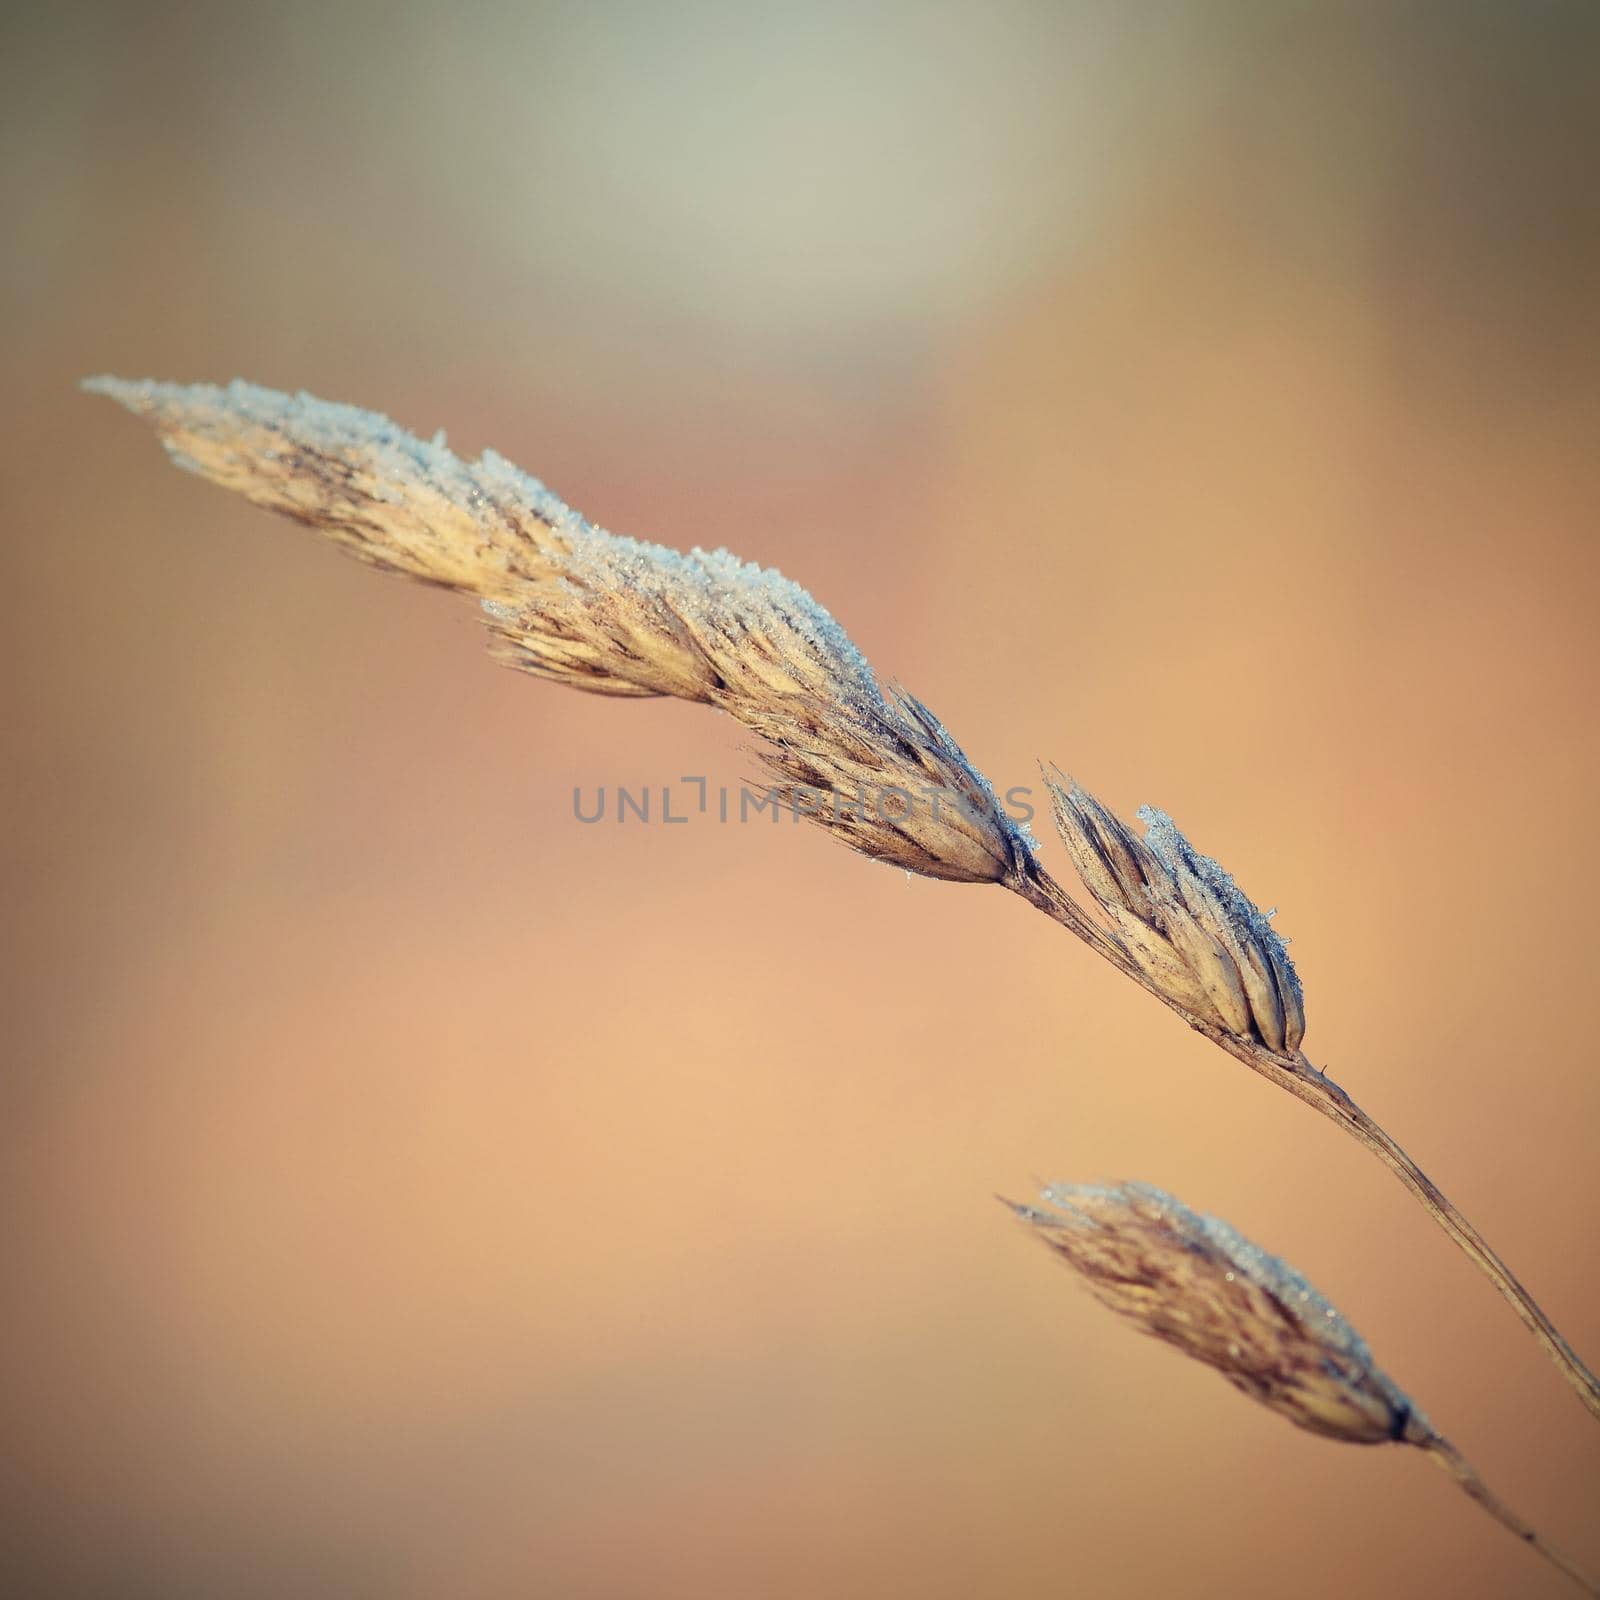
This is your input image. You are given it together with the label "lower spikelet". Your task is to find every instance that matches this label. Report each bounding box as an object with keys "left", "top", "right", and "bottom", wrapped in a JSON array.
[
  {"left": 1009, "top": 1180, "right": 1410, "bottom": 1443},
  {"left": 1007, "top": 1181, "right": 1599, "bottom": 1593}
]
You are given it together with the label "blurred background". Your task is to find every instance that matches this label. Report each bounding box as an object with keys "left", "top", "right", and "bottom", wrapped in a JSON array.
[{"left": 4, "top": 2, "right": 1598, "bottom": 1595}]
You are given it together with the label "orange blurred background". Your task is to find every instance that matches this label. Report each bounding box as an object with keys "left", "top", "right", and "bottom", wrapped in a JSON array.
[{"left": 4, "top": 3, "right": 1598, "bottom": 1596}]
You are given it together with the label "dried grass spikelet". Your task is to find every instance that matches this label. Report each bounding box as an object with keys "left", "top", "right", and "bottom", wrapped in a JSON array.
[
  {"left": 84, "top": 377, "right": 1025, "bottom": 884},
  {"left": 1043, "top": 767, "right": 1305, "bottom": 1053},
  {"left": 1007, "top": 1181, "right": 1598, "bottom": 1594},
  {"left": 1010, "top": 1180, "right": 1406, "bottom": 1441}
]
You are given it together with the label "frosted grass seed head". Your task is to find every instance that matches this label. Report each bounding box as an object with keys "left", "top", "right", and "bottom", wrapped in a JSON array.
[
  {"left": 1008, "top": 1180, "right": 1404, "bottom": 1442},
  {"left": 1041, "top": 768, "right": 1304, "bottom": 1052},
  {"left": 84, "top": 376, "right": 1025, "bottom": 885},
  {"left": 1005, "top": 1181, "right": 1598, "bottom": 1594}
]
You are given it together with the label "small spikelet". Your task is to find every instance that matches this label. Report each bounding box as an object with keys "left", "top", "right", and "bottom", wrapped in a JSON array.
[
  {"left": 1007, "top": 1182, "right": 1600, "bottom": 1593},
  {"left": 87, "top": 376, "right": 1028, "bottom": 886},
  {"left": 1008, "top": 1180, "right": 1416, "bottom": 1443},
  {"left": 1042, "top": 768, "right": 1305, "bottom": 1051}
]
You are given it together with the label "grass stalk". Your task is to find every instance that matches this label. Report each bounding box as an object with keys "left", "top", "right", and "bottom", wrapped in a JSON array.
[{"left": 85, "top": 376, "right": 1599, "bottom": 1533}]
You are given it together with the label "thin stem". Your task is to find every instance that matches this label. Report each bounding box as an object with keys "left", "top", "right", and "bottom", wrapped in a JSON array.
[
  {"left": 1417, "top": 1431, "right": 1598, "bottom": 1594},
  {"left": 1007, "top": 864, "right": 1600, "bottom": 1422},
  {"left": 1294, "top": 1056, "right": 1600, "bottom": 1422}
]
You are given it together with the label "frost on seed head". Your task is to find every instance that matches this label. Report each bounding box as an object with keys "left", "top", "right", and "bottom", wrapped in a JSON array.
[
  {"left": 1137, "top": 806, "right": 1303, "bottom": 1017},
  {"left": 1041, "top": 766, "right": 1305, "bottom": 1052}
]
